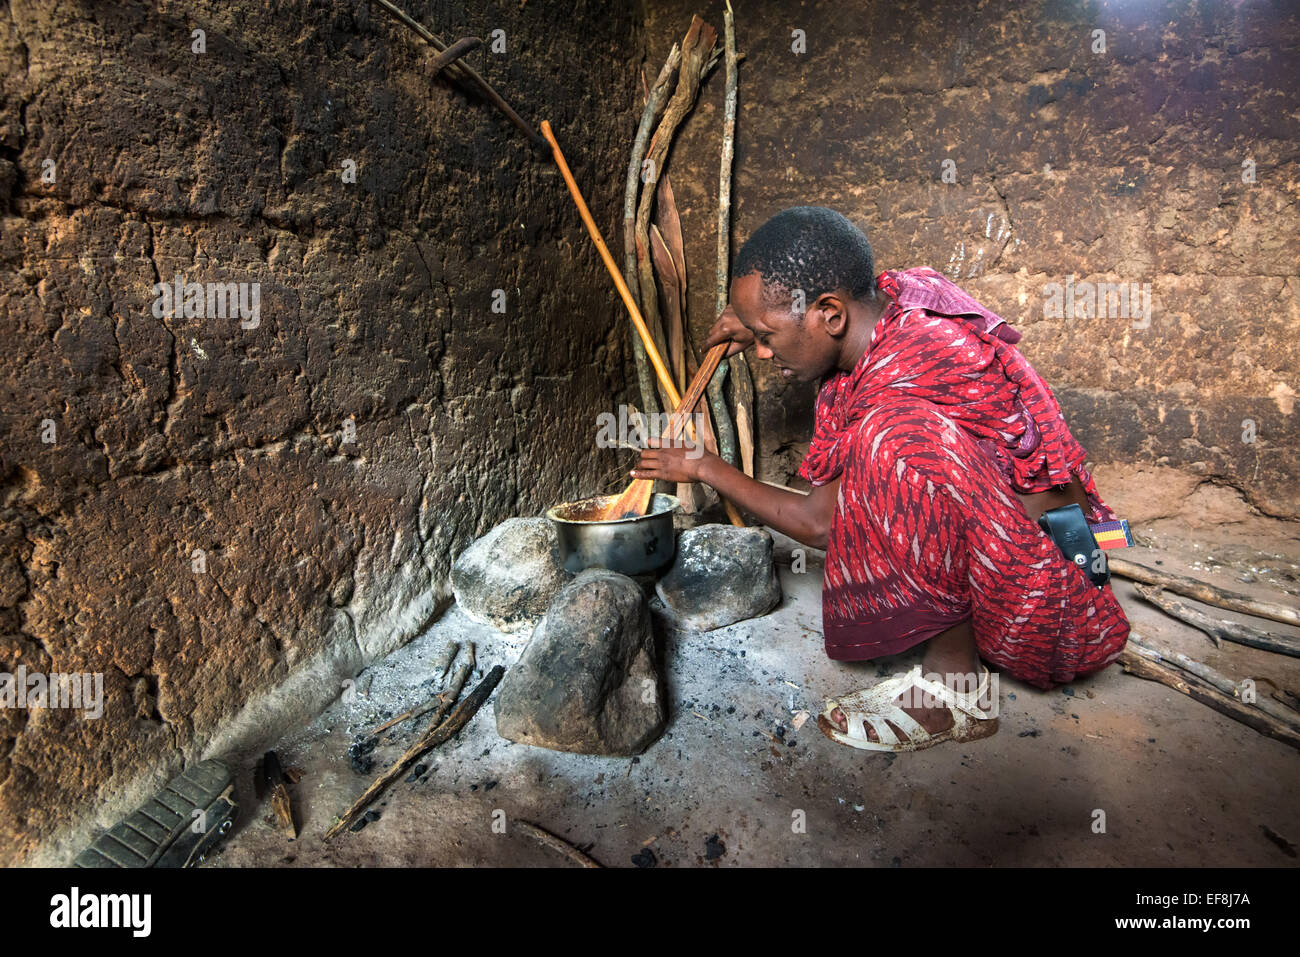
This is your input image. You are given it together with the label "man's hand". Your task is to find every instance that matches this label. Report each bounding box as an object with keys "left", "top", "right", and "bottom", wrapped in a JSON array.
[
  {"left": 631, "top": 437, "right": 717, "bottom": 484},
  {"left": 703, "top": 305, "right": 753, "bottom": 358}
]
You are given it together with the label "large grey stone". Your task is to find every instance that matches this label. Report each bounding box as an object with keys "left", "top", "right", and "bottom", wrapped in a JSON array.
[
  {"left": 655, "top": 525, "right": 782, "bottom": 632},
  {"left": 494, "top": 569, "right": 665, "bottom": 756},
  {"left": 451, "top": 518, "right": 571, "bottom": 633}
]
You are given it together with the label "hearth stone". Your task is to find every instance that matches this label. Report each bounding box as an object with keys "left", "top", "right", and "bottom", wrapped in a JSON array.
[
  {"left": 654, "top": 524, "right": 782, "bottom": 631},
  {"left": 494, "top": 569, "right": 666, "bottom": 755},
  {"left": 450, "top": 517, "right": 572, "bottom": 633}
]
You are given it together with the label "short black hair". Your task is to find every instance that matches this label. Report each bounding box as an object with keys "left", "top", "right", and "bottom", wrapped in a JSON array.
[{"left": 732, "top": 206, "right": 878, "bottom": 312}]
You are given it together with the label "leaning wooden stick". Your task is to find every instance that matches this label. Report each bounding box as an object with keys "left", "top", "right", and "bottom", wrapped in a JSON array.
[
  {"left": 1134, "top": 585, "right": 1300, "bottom": 658},
  {"left": 543, "top": 114, "right": 742, "bottom": 527},
  {"left": 325, "top": 665, "right": 505, "bottom": 840},
  {"left": 373, "top": 0, "right": 545, "bottom": 149},
  {"left": 541, "top": 120, "right": 690, "bottom": 428},
  {"left": 428, "top": 36, "right": 482, "bottom": 77},
  {"left": 650, "top": 202, "right": 737, "bottom": 524},
  {"left": 649, "top": 222, "right": 690, "bottom": 510},
  {"left": 652, "top": 186, "right": 688, "bottom": 393},
  {"left": 544, "top": 104, "right": 740, "bottom": 524},
  {"left": 516, "top": 821, "right": 603, "bottom": 868},
  {"left": 715, "top": 0, "right": 756, "bottom": 480},
  {"left": 635, "top": 17, "right": 719, "bottom": 416},
  {"left": 707, "top": 1, "right": 749, "bottom": 524},
  {"left": 1117, "top": 645, "right": 1300, "bottom": 752},
  {"left": 1109, "top": 556, "right": 1300, "bottom": 628},
  {"left": 625, "top": 48, "right": 682, "bottom": 418}
]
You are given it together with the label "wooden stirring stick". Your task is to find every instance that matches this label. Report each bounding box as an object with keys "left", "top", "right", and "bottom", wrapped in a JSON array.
[
  {"left": 604, "top": 341, "right": 727, "bottom": 520},
  {"left": 539, "top": 119, "right": 743, "bottom": 526}
]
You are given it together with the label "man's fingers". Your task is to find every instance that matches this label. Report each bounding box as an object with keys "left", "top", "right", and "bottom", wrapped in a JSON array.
[
  {"left": 705, "top": 311, "right": 754, "bottom": 358},
  {"left": 702, "top": 332, "right": 743, "bottom": 356},
  {"left": 644, "top": 436, "right": 691, "bottom": 451},
  {"left": 702, "top": 327, "right": 728, "bottom": 349},
  {"left": 633, "top": 445, "right": 677, "bottom": 479},
  {"left": 703, "top": 332, "right": 745, "bottom": 358}
]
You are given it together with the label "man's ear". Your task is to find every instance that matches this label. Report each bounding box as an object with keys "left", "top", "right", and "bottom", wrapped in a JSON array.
[{"left": 814, "top": 293, "right": 849, "bottom": 337}]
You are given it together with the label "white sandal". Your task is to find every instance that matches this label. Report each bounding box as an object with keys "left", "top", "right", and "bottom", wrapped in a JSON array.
[{"left": 817, "top": 664, "right": 999, "bottom": 752}]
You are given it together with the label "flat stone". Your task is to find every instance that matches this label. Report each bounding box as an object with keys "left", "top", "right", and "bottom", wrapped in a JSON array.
[
  {"left": 494, "top": 569, "right": 665, "bottom": 756},
  {"left": 655, "top": 524, "right": 782, "bottom": 632},
  {"left": 451, "top": 518, "right": 571, "bottom": 633}
]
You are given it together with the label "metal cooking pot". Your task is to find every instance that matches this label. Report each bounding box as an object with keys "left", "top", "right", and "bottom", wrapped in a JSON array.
[{"left": 546, "top": 493, "right": 680, "bottom": 576}]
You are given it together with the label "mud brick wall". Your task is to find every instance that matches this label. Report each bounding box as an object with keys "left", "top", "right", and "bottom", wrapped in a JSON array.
[
  {"left": 0, "top": 0, "right": 640, "bottom": 864},
  {"left": 644, "top": 0, "right": 1299, "bottom": 518}
]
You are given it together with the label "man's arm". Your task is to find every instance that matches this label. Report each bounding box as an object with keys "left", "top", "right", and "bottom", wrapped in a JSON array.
[
  {"left": 640, "top": 311, "right": 837, "bottom": 547},
  {"left": 632, "top": 443, "right": 839, "bottom": 550}
]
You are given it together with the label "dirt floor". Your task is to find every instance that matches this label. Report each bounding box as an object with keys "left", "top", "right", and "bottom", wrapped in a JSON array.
[{"left": 211, "top": 466, "right": 1300, "bottom": 867}]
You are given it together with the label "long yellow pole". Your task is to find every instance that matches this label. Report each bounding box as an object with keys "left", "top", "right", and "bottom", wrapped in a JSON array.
[
  {"left": 540, "top": 119, "right": 744, "bottom": 527},
  {"left": 540, "top": 120, "right": 683, "bottom": 409}
]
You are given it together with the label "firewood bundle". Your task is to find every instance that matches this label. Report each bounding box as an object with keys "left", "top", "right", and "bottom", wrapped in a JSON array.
[{"left": 621, "top": 6, "right": 754, "bottom": 517}]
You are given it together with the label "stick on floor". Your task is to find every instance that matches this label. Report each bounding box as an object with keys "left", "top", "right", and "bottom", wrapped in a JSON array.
[
  {"left": 1118, "top": 644, "right": 1300, "bottom": 752},
  {"left": 325, "top": 665, "right": 505, "bottom": 840},
  {"left": 1110, "top": 556, "right": 1300, "bottom": 628},
  {"left": 1134, "top": 585, "right": 1300, "bottom": 658}
]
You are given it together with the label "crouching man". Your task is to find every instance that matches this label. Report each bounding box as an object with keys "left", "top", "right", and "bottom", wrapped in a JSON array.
[{"left": 632, "top": 206, "right": 1130, "bottom": 752}]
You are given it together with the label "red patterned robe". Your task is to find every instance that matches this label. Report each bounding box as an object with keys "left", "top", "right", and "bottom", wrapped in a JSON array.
[{"left": 797, "top": 268, "right": 1129, "bottom": 689}]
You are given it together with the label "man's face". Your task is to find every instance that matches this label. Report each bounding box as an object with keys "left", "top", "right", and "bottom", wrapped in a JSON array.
[{"left": 730, "top": 272, "right": 841, "bottom": 382}]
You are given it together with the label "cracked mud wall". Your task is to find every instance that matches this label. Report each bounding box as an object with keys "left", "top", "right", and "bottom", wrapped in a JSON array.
[
  {"left": 0, "top": 0, "right": 640, "bottom": 864},
  {"left": 644, "top": 0, "right": 1299, "bottom": 518}
]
